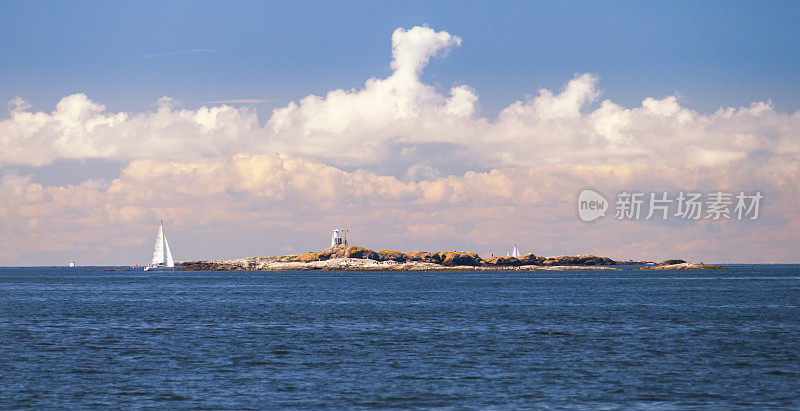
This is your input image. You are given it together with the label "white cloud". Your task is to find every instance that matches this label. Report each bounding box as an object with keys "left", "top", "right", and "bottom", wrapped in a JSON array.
[
  {"left": 1, "top": 155, "right": 796, "bottom": 264},
  {"left": 0, "top": 94, "right": 260, "bottom": 166},
  {"left": 390, "top": 26, "right": 462, "bottom": 79},
  {"left": 3, "top": 25, "right": 799, "bottom": 174},
  {"left": 1, "top": 25, "right": 799, "bottom": 264}
]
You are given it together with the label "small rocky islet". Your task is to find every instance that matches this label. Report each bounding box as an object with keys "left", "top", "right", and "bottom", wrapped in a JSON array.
[{"left": 178, "top": 245, "right": 724, "bottom": 271}]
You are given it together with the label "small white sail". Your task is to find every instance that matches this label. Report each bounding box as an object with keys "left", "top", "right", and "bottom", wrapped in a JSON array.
[
  {"left": 164, "top": 237, "right": 174, "bottom": 267},
  {"left": 511, "top": 244, "right": 521, "bottom": 258},
  {"left": 151, "top": 222, "right": 165, "bottom": 265},
  {"left": 147, "top": 220, "right": 176, "bottom": 269}
]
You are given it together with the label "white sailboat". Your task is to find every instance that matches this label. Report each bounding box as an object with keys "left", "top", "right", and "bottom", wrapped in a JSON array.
[
  {"left": 511, "top": 244, "right": 521, "bottom": 258},
  {"left": 144, "top": 220, "right": 175, "bottom": 271}
]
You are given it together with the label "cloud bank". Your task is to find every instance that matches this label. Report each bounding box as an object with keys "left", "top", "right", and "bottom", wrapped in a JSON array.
[{"left": 1, "top": 25, "right": 798, "bottom": 264}]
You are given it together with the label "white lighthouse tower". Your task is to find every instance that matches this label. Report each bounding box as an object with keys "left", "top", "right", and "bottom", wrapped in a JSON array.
[{"left": 331, "top": 229, "right": 348, "bottom": 247}]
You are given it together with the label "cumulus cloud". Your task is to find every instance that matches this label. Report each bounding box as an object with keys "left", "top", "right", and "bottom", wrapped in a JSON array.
[
  {"left": 0, "top": 155, "right": 796, "bottom": 264},
  {"left": 0, "top": 94, "right": 260, "bottom": 166},
  {"left": 390, "top": 26, "right": 462, "bottom": 78},
  {"left": 3, "top": 25, "right": 799, "bottom": 175},
  {"left": 1, "top": 25, "right": 799, "bottom": 264}
]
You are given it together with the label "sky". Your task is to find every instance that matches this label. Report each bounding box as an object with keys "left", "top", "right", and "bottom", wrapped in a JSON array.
[{"left": 1, "top": 1, "right": 799, "bottom": 265}]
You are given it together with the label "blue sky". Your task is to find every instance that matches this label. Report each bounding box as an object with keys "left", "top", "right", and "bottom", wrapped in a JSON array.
[{"left": 3, "top": 1, "right": 799, "bottom": 117}]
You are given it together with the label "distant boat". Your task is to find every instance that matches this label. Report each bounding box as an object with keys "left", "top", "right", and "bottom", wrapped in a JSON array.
[
  {"left": 511, "top": 244, "right": 521, "bottom": 258},
  {"left": 144, "top": 220, "right": 175, "bottom": 271},
  {"left": 68, "top": 260, "right": 76, "bottom": 267}
]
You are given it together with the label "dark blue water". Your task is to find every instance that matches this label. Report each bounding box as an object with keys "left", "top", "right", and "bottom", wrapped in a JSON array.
[{"left": 1, "top": 266, "right": 798, "bottom": 408}]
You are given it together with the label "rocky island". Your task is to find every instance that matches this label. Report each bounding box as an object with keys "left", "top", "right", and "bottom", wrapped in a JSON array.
[
  {"left": 637, "top": 259, "right": 725, "bottom": 270},
  {"left": 178, "top": 245, "right": 724, "bottom": 271}
]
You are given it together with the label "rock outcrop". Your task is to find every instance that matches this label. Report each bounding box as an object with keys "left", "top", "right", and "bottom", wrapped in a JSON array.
[
  {"left": 659, "top": 259, "right": 687, "bottom": 265},
  {"left": 483, "top": 256, "right": 523, "bottom": 266},
  {"left": 440, "top": 251, "right": 482, "bottom": 266},
  {"left": 376, "top": 249, "right": 406, "bottom": 262},
  {"left": 177, "top": 245, "right": 712, "bottom": 271},
  {"left": 481, "top": 254, "right": 615, "bottom": 267},
  {"left": 541, "top": 255, "right": 616, "bottom": 266},
  {"left": 344, "top": 246, "right": 379, "bottom": 260},
  {"left": 288, "top": 248, "right": 484, "bottom": 266},
  {"left": 639, "top": 260, "right": 724, "bottom": 270}
]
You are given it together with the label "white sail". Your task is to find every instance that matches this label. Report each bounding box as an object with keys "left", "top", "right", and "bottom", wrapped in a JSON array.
[
  {"left": 511, "top": 244, "right": 521, "bottom": 258},
  {"left": 151, "top": 222, "right": 165, "bottom": 265},
  {"left": 147, "top": 220, "right": 176, "bottom": 269},
  {"left": 164, "top": 237, "right": 174, "bottom": 267}
]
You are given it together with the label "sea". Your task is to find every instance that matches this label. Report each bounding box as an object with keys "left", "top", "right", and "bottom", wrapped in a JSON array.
[{"left": 1, "top": 265, "right": 798, "bottom": 409}]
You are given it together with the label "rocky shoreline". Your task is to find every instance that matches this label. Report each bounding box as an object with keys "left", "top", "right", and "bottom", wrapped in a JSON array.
[{"left": 177, "top": 245, "right": 724, "bottom": 271}]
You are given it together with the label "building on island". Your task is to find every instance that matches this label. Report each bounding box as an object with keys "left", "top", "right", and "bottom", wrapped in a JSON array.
[{"left": 331, "top": 229, "right": 348, "bottom": 247}]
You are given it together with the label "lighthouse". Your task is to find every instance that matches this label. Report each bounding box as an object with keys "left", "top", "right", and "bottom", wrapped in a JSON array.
[{"left": 331, "top": 229, "right": 348, "bottom": 247}]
